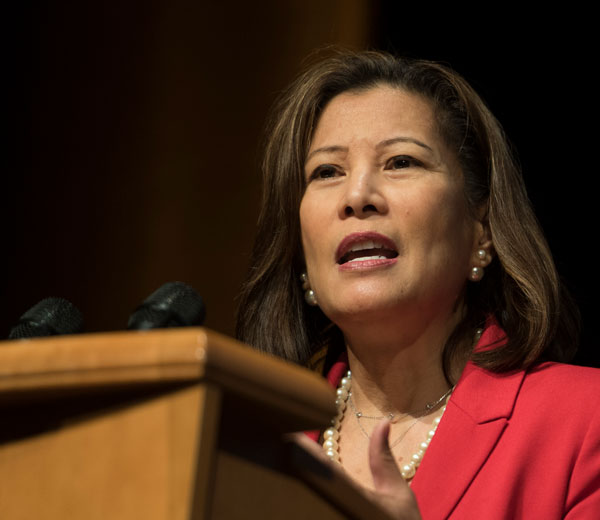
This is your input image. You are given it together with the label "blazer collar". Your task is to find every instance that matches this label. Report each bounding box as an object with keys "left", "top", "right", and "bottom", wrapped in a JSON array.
[{"left": 410, "top": 323, "right": 526, "bottom": 518}]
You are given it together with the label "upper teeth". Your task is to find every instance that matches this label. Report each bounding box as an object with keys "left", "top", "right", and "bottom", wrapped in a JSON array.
[{"left": 349, "top": 240, "right": 385, "bottom": 252}]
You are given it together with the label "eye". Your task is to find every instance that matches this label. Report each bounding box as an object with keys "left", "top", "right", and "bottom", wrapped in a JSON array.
[
  {"left": 308, "top": 164, "right": 341, "bottom": 181},
  {"left": 385, "top": 155, "right": 422, "bottom": 170}
]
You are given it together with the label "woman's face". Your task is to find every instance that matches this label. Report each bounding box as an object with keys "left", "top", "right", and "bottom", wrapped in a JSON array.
[{"left": 300, "top": 85, "right": 485, "bottom": 328}]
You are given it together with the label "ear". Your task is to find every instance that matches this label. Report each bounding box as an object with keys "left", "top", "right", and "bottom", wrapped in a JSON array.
[{"left": 471, "top": 209, "right": 494, "bottom": 268}]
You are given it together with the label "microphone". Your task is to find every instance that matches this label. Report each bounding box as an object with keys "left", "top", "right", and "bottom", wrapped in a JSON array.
[
  {"left": 127, "top": 281, "right": 206, "bottom": 330},
  {"left": 8, "top": 297, "right": 84, "bottom": 339}
]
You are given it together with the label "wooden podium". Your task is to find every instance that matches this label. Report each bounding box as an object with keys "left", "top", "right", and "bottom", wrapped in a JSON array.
[{"left": 0, "top": 328, "right": 390, "bottom": 519}]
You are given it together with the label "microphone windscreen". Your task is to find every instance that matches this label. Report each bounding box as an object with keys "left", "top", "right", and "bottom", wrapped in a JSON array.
[
  {"left": 127, "top": 281, "right": 206, "bottom": 330},
  {"left": 8, "top": 297, "right": 84, "bottom": 339}
]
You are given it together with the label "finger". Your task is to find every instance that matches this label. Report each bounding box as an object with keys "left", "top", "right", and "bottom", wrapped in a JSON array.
[
  {"left": 286, "top": 432, "right": 331, "bottom": 464},
  {"left": 368, "top": 419, "right": 406, "bottom": 494}
]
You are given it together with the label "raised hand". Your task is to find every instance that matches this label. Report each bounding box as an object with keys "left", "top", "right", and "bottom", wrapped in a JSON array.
[{"left": 366, "top": 420, "right": 422, "bottom": 520}]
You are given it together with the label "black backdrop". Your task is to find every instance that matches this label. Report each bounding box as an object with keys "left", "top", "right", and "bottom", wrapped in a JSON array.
[{"left": 374, "top": 6, "right": 598, "bottom": 367}]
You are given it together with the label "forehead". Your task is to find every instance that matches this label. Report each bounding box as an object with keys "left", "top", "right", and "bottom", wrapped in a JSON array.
[{"left": 310, "top": 86, "right": 439, "bottom": 149}]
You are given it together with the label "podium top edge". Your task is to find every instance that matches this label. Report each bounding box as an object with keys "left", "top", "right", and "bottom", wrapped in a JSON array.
[{"left": 0, "top": 328, "right": 336, "bottom": 422}]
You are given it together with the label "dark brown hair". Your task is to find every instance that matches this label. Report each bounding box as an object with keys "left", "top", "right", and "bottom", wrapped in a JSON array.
[{"left": 236, "top": 49, "right": 579, "bottom": 378}]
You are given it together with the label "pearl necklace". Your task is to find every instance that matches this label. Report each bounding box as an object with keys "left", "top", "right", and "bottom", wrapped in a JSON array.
[{"left": 322, "top": 370, "right": 452, "bottom": 481}]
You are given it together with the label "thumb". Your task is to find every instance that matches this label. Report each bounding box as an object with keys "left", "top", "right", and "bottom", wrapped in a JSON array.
[
  {"left": 369, "top": 419, "right": 406, "bottom": 494},
  {"left": 367, "top": 419, "right": 422, "bottom": 519}
]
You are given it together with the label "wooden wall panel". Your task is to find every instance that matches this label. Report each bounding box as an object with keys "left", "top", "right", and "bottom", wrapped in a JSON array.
[{"left": 4, "top": 0, "right": 374, "bottom": 338}]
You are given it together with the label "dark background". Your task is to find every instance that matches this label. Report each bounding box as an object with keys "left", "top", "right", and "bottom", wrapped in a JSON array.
[{"left": 4, "top": 2, "right": 597, "bottom": 367}]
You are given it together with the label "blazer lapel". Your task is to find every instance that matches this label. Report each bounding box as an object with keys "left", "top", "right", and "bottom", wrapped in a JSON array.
[{"left": 411, "top": 327, "right": 526, "bottom": 518}]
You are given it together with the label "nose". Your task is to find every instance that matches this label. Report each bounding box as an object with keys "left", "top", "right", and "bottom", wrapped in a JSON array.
[{"left": 338, "top": 168, "right": 388, "bottom": 219}]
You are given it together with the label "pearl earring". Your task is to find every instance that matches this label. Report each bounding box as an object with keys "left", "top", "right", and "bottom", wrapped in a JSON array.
[
  {"left": 300, "top": 272, "right": 318, "bottom": 306},
  {"left": 469, "top": 248, "right": 488, "bottom": 282},
  {"left": 469, "top": 266, "right": 484, "bottom": 282}
]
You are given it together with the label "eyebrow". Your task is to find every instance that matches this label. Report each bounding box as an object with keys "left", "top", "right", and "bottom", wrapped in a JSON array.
[
  {"left": 377, "top": 137, "right": 434, "bottom": 153},
  {"left": 305, "top": 136, "right": 433, "bottom": 163}
]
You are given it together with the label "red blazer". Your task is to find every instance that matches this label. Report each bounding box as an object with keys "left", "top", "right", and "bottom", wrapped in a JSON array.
[{"left": 322, "top": 325, "right": 600, "bottom": 519}]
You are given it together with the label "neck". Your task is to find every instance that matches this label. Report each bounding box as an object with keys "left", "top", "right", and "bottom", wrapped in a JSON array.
[{"left": 339, "top": 308, "right": 466, "bottom": 416}]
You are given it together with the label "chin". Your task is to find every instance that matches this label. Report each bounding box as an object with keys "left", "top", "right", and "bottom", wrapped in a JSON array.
[{"left": 321, "top": 292, "right": 405, "bottom": 324}]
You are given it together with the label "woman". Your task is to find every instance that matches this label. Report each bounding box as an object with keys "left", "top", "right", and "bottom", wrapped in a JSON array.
[{"left": 236, "top": 51, "right": 600, "bottom": 519}]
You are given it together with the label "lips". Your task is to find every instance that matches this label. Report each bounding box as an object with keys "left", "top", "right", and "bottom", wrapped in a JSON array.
[{"left": 336, "top": 232, "right": 399, "bottom": 265}]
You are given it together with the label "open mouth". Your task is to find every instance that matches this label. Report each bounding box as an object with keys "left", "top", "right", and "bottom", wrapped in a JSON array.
[{"left": 336, "top": 236, "right": 399, "bottom": 265}]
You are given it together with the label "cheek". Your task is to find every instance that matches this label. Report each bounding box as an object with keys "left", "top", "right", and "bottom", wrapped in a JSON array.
[
  {"left": 407, "top": 183, "right": 473, "bottom": 254},
  {"left": 299, "top": 199, "right": 321, "bottom": 266},
  {"left": 299, "top": 197, "right": 336, "bottom": 296},
  {"left": 432, "top": 199, "right": 475, "bottom": 268}
]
